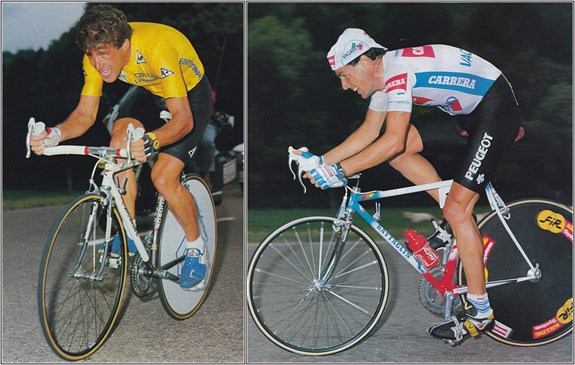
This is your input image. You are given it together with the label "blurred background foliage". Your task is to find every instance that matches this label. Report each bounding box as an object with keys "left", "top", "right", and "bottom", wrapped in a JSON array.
[
  {"left": 3, "top": 3, "right": 243, "bottom": 191},
  {"left": 3, "top": 3, "right": 572, "bottom": 210},
  {"left": 248, "top": 3, "right": 572, "bottom": 209}
]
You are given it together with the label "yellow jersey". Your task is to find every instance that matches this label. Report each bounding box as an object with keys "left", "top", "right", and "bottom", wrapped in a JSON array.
[{"left": 81, "top": 22, "right": 204, "bottom": 98}]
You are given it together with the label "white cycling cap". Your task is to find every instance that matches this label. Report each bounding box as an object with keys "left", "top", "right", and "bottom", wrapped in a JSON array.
[{"left": 327, "top": 28, "right": 387, "bottom": 71}]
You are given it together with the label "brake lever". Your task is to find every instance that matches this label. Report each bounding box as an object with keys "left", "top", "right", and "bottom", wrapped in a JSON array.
[
  {"left": 26, "top": 117, "right": 46, "bottom": 158},
  {"left": 288, "top": 146, "right": 322, "bottom": 193},
  {"left": 125, "top": 124, "right": 145, "bottom": 164}
]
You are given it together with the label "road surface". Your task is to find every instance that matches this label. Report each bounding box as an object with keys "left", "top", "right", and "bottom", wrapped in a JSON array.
[
  {"left": 3, "top": 186, "right": 244, "bottom": 363},
  {"left": 246, "top": 235, "right": 573, "bottom": 363}
]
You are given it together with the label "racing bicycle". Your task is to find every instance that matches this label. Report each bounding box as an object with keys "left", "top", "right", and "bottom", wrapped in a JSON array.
[
  {"left": 246, "top": 148, "right": 572, "bottom": 355},
  {"left": 28, "top": 119, "right": 217, "bottom": 360}
]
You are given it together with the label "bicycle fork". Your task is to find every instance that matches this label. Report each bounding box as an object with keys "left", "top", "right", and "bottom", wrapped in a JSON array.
[
  {"left": 314, "top": 189, "right": 354, "bottom": 291},
  {"left": 69, "top": 197, "right": 120, "bottom": 281}
]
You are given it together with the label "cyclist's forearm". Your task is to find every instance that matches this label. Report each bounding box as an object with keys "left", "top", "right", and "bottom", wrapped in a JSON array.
[
  {"left": 151, "top": 96, "right": 195, "bottom": 147},
  {"left": 323, "top": 132, "right": 374, "bottom": 165},
  {"left": 56, "top": 95, "right": 99, "bottom": 141},
  {"left": 340, "top": 110, "right": 411, "bottom": 175},
  {"left": 152, "top": 112, "right": 194, "bottom": 147},
  {"left": 323, "top": 109, "right": 386, "bottom": 165},
  {"left": 341, "top": 133, "right": 403, "bottom": 174},
  {"left": 57, "top": 110, "right": 96, "bottom": 141}
]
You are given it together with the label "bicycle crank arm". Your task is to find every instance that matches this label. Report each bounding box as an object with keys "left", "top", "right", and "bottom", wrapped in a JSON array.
[
  {"left": 139, "top": 265, "right": 181, "bottom": 283},
  {"left": 154, "top": 269, "right": 180, "bottom": 282},
  {"left": 160, "top": 255, "right": 185, "bottom": 271}
]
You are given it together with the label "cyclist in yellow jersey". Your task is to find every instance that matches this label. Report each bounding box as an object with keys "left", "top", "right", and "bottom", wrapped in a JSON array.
[
  {"left": 30, "top": 5, "right": 212, "bottom": 290},
  {"left": 81, "top": 22, "right": 205, "bottom": 99}
]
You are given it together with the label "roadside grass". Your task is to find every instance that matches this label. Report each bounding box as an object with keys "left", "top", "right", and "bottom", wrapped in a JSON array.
[
  {"left": 3, "top": 182, "right": 241, "bottom": 211},
  {"left": 247, "top": 206, "right": 447, "bottom": 243},
  {"left": 3, "top": 190, "right": 86, "bottom": 210}
]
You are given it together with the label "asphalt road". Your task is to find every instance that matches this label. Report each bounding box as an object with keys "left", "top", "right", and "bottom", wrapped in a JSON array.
[
  {"left": 246, "top": 235, "right": 573, "bottom": 363},
  {"left": 2, "top": 186, "right": 244, "bottom": 363}
]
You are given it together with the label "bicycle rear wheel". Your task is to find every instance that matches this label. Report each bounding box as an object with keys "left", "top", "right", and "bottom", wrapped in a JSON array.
[
  {"left": 459, "top": 199, "right": 572, "bottom": 345},
  {"left": 157, "top": 175, "right": 217, "bottom": 319},
  {"left": 247, "top": 216, "right": 389, "bottom": 355},
  {"left": 38, "top": 194, "right": 128, "bottom": 360}
]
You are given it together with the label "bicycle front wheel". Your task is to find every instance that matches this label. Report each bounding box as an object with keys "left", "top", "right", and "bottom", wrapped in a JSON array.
[
  {"left": 38, "top": 194, "right": 128, "bottom": 360},
  {"left": 157, "top": 175, "right": 217, "bottom": 320},
  {"left": 247, "top": 216, "right": 389, "bottom": 355},
  {"left": 459, "top": 199, "right": 573, "bottom": 346}
]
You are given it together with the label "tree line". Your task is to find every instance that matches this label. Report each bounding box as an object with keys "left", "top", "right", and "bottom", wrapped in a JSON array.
[
  {"left": 247, "top": 3, "right": 572, "bottom": 208},
  {"left": 3, "top": 3, "right": 243, "bottom": 190}
]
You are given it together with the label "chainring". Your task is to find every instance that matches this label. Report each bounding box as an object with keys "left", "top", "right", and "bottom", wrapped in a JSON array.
[
  {"left": 130, "top": 252, "right": 156, "bottom": 297},
  {"left": 418, "top": 263, "right": 463, "bottom": 316}
]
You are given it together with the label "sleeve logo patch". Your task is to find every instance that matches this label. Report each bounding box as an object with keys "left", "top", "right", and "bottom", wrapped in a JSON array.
[
  {"left": 385, "top": 73, "right": 408, "bottom": 93},
  {"left": 160, "top": 67, "right": 175, "bottom": 78},
  {"left": 401, "top": 45, "right": 435, "bottom": 58},
  {"left": 136, "top": 49, "right": 147, "bottom": 64}
]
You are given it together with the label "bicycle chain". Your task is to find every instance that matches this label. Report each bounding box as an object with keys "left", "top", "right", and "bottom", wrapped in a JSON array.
[{"left": 418, "top": 249, "right": 463, "bottom": 316}]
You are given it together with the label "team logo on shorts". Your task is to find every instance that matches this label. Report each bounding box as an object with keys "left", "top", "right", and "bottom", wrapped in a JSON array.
[
  {"left": 465, "top": 132, "right": 493, "bottom": 184},
  {"left": 188, "top": 147, "right": 197, "bottom": 159}
]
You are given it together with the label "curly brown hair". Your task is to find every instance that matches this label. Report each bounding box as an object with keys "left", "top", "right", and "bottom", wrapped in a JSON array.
[{"left": 75, "top": 5, "right": 133, "bottom": 51}]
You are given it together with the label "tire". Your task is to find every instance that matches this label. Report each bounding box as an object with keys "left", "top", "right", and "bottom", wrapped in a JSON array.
[
  {"left": 38, "top": 194, "right": 128, "bottom": 360},
  {"left": 157, "top": 175, "right": 217, "bottom": 319},
  {"left": 459, "top": 199, "right": 573, "bottom": 345},
  {"left": 247, "top": 216, "right": 389, "bottom": 355}
]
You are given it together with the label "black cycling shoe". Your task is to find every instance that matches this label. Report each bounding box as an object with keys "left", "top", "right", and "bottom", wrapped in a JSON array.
[
  {"left": 428, "top": 302, "right": 494, "bottom": 344},
  {"left": 427, "top": 219, "right": 452, "bottom": 250}
]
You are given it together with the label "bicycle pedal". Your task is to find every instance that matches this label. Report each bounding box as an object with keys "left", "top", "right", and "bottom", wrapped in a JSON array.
[
  {"left": 443, "top": 339, "right": 458, "bottom": 347},
  {"left": 108, "top": 257, "right": 121, "bottom": 269}
]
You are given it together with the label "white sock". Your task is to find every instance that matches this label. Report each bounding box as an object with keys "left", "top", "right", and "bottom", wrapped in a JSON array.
[
  {"left": 185, "top": 236, "right": 205, "bottom": 251},
  {"left": 467, "top": 293, "right": 493, "bottom": 318}
]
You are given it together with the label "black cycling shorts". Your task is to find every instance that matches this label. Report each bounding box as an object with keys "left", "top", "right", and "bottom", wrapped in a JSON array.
[
  {"left": 116, "top": 76, "right": 213, "bottom": 165},
  {"left": 411, "top": 75, "right": 522, "bottom": 193}
]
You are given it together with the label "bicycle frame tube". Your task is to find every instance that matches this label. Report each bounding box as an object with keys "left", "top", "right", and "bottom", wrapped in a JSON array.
[
  {"left": 101, "top": 164, "right": 150, "bottom": 262},
  {"left": 345, "top": 180, "right": 541, "bottom": 298},
  {"left": 349, "top": 182, "right": 459, "bottom": 295}
]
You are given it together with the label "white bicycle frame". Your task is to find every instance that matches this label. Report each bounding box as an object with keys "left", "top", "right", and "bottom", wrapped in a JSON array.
[{"left": 29, "top": 121, "right": 151, "bottom": 262}]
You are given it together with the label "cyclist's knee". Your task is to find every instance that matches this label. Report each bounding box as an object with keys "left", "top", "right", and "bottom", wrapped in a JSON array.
[
  {"left": 151, "top": 157, "right": 183, "bottom": 196},
  {"left": 442, "top": 188, "right": 478, "bottom": 227},
  {"left": 443, "top": 200, "right": 467, "bottom": 227},
  {"left": 110, "top": 118, "right": 144, "bottom": 148}
]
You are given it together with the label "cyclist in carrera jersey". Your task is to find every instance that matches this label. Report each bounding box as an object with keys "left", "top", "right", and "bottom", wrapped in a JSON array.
[
  {"left": 300, "top": 28, "right": 522, "bottom": 343},
  {"left": 29, "top": 5, "right": 212, "bottom": 290}
]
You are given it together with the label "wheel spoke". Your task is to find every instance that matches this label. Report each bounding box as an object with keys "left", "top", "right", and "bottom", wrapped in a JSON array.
[
  {"left": 39, "top": 195, "right": 126, "bottom": 359},
  {"left": 248, "top": 217, "right": 389, "bottom": 355}
]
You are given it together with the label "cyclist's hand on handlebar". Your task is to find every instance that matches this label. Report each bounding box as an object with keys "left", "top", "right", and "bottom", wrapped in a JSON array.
[
  {"left": 307, "top": 164, "right": 347, "bottom": 190},
  {"left": 290, "top": 147, "right": 324, "bottom": 171},
  {"left": 131, "top": 132, "right": 159, "bottom": 162},
  {"left": 29, "top": 132, "right": 48, "bottom": 155},
  {"left": 28, "top": 120, "right": 61, "bottom": 156}
]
